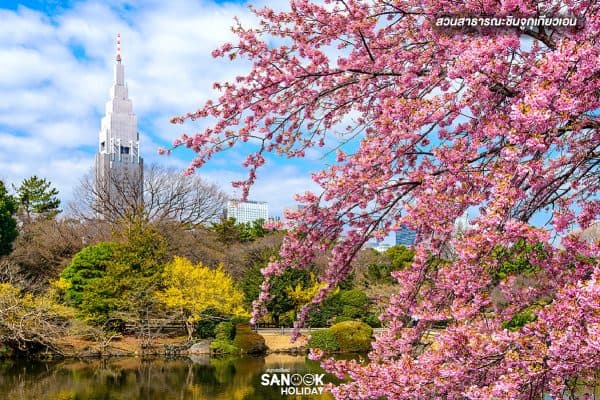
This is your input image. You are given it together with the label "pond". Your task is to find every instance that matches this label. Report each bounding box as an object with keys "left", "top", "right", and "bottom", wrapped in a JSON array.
[
  {"left": 0, "top": 354, "right": 357, "bottom": 400},
  {"left": 3, "top": 354, "right": 596, "bottom": 399}
]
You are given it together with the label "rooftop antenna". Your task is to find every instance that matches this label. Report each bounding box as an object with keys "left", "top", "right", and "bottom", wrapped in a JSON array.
[{"left": 116, "top": 33, "right": 121, "bottom": 62}]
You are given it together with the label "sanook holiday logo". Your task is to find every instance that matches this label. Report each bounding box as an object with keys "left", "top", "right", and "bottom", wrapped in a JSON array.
[{"left": 261, "top": 368, "right": 325, "bottom": 396}]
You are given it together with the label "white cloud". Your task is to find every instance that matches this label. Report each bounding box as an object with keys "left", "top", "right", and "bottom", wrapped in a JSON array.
[
  {"left": 0, "top": 0, "right": 318, "bottom": 214},
  {"left": 202, "top": 164, "right": 321, "bottom": 217}
]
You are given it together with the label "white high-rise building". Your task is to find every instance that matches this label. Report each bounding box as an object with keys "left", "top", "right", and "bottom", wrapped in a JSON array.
[
  {"left": 226, "top": 200, "right": 268, "bottom": 224},
  {"left": 95, "top": 34, "right": 143, "bottom": 219}
]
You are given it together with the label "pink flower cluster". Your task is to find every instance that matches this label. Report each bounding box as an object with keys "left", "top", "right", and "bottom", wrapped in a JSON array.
[{"left": 169, "top": 0, "right": 600, "bottom": 398}]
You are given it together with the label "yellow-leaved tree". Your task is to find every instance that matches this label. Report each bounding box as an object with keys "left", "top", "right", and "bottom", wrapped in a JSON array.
[
  {"left": 156, "top": 256, "right": 247, "bottom": 339},
  {"left": 286, "top": 273, "right": 328, "bottom": 313}
]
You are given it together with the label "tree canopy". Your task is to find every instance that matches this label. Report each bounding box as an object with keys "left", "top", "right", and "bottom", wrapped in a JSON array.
[
  {"left": 211, "top": 218, "right": 270, "bottom": 244},
  {"left": 156, "top": 256, "right": 247, "bottom": 338},
  {"left": 59, "top": 242, "right": 117, "bottom": 307},
  {"left": 169, "top": 1, "right": 600, "bottom": 399},
  {"left": 71, "top": 163, "right": 228, "bottom": 225},
  {"left": 79, "top": 221, "right": 169, "bottom": 326},
  {"left": 0, "top": 181, "right": 18, "bottom": 257},
  {"left": 14, "top": 176, "right": 60, "bottom": 222}
]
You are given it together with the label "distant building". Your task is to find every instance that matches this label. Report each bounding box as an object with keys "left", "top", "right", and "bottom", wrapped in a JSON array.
[
  {"left": 95, "top": 34, "right": 143, "bottom": 219},
  {"left": 363, "top": 239, "right": 392, "bottom": 253},
  {"left": 453, "top": 214, "right": 471, "bottom": 237},
  {"left": 226, "top": 200, "right": 268, "bottom": 224},
  {"left": 572, "top": 221, "right": 600, "bottom": 244},
  {"left": 395, "top": 225, "right": 417, "bottom": 246},
  {"left": 373, "top": 243, "right": 392, "bottom": 252}
]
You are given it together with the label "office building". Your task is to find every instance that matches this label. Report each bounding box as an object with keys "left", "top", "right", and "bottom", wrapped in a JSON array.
[
  {"left": 395, "top": 225, "right": 417, "bottom": 246},
  {"left": 226, "top": 200, "right": 268, "bottom": 223},
  {"left": 95, "top": 34, "right": 143, "bottom": 219}
]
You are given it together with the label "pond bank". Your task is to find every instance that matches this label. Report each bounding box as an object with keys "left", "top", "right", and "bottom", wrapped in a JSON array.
[{"left": 42, "top": 331, "right": 310, "bottom": 359}]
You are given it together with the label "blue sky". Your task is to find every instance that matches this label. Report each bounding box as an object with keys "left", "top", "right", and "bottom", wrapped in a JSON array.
[
  {"left": 0, "top": 0, "right": 328, "bottom": 217},
  {"left": 0, "top": 0, "right": 564, "bottom": 244}
]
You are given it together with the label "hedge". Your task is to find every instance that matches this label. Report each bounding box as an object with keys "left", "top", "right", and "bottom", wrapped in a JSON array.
[
  {"left": 329, "top": 320, "right": 373, "bottom": 352},
  {"left": 307, "top": 329, "right": 340, "bottom": 352}
]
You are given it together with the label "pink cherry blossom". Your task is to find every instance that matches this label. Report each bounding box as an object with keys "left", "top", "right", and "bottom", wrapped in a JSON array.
[{"left": 169, "top": 1, "right": 600, "bottom": 398}]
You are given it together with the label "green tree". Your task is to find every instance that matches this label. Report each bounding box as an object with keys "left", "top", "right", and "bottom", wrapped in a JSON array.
[
  {"left": 58, "top": 242, "right": 117, "bottom": 307},
  {"left": 211, "top": 218, "right": 270, "bottom": 244},
  {"left": 307, "top": 288, "right": 378, "bottom": 327},
  {"left": 329, "top": 320, "right": 373, "bottom": 352},
  {"left": 0, "top": 180, "right": 18, "bottom": 256},
  {"left": 240, "top": 250, "right": 311, "bottom": 326},
  {"left": 80, "top": 221, "right": 169, "bottom": 327},
  {"left": 14, "top": 175, "right": 60, "bottom": 222},
  {"left": 338, "top": 289, "right": 369, "bottom": 319},
  {"left": 243, "top": 219, "right": 269, "bottom": 241},
  {"left": 365, "top": 245, "right": 414, "bottom": 285},
  {"left": 286, "top": 273, "right": 324, "bottom": 313},
  {"left": 212, "top": 218, "right": 242, "bottom": 244},
  {"left": 490, "top": 239, "right": 545, "bottom": 283}
]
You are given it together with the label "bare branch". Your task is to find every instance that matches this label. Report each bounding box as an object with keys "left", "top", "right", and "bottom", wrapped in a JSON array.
[{"left": 69, "top": 163, "right": 229, "bottom": 226}]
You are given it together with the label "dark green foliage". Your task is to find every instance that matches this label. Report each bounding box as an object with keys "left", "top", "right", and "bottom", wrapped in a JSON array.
[
  {"left": 365, "top": 245, "right": 414, "bottom": 285},
  {"left": 14, "top": 175, "right": 60, "bottom": 221},
  {"left": 214, "top": 321, "right": 236, "bottom": 341},
  {"left": 333, "top": 315, "right": 352, "bottom": 324},
  {"left": 340, "top": 290, "right": 368, "bottom": 313},
  {"left": 491, "top": 239, "right": 546, "bottom": 283},
  {"left": 308, "top": 289, "right": 377, "bottom": 327},
  {"left": 308, "top": 329, "right": 340, "bottom": 351},
  {"left": 307, "top": 292, "right": 341, "bottom": 327},
  {"left": 329, "top": 321, "right": 373, "bottom": 352},
  {"left": 230, "top": 315, "right": 251, "bottom": 325},
  {"left": 60, "top": 242, "right": 117, "bottom": 307},
  {"left": 239, "top": 219, "right": 269, "bottom": 242},
  {"left": 211, "top": 218, "right": 241, "bottom": 245},
  {"left": 337, "top": 272, "right": 356, "bottom": 290},
  {"left": 79, "top": 221, "right": 169, "bottom": 325},
  {"left": 362, "top": 313, "right": 382, "bottom": 328},
  {"left": 240, "top": 251, "right": 312, "bottom": 326},
  {"left": 194, "top": 308, "right": 229, "bottom": 339},
  {"left": 232, "top": 324, "right": 267, "bottom": 354},
  {"left": 209, "top": 338, "right": 240, "bottom": 354},
  {"left": 209, "top": 323, "right": 267, "bottom": 355},
  {"left": 264, "top": 268, "right": 311, "bottom": 326},
  {"left": 279, "top": 310, "right": 297, "bottom": 328},
  {"left": 239, "top": 248, "right": 275, "bottom": 310},
  {"left": 211, "top": 218, "right": 270, "bottom": 244},
  {"left": 0, "top": 181, "right": 18, "bottom": 257},
  {"left": 386, "top": 245, "right": 416, "bottom": 270},
  {"left": 502, "top": 307, "right": 538, "bottom": 331},
  {"left": 0, "top": 343, "right": 14, "bottom": 359}
]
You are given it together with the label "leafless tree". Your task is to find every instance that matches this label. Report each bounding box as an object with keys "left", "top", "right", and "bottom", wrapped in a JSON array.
[
  {"left": 5, "top": 218, "right": 112, "bottom": 291},
  {"left": 0, "top": 258, "right": 25, "bottom": 287},
  {"left": 0, "top": 283, "right": 73, "bottom": 355},
  {"left": 70, "top": 163, "right": 229, "bottom": 225}
]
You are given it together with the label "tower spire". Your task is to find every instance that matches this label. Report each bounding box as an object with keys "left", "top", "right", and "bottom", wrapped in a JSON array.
[
  {"left": 116, "top": 33, "right": 121, "bottom": 62},
  {"left": 96, "top": 33, "right": 143, "bottom": 221}
]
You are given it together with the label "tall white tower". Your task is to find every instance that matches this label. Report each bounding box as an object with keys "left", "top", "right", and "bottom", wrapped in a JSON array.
[{"left": 95, "top": 34, "right": 143, "bottom": 220}]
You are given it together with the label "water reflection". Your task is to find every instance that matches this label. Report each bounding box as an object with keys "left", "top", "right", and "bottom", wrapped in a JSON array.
[{"left": 0, "top": 354, "right": 338, "bottom": 400}]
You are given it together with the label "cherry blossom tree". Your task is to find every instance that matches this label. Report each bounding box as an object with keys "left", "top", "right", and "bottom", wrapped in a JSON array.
[{"left": 168, "top": 1, "right": 600, "bottom": 398}]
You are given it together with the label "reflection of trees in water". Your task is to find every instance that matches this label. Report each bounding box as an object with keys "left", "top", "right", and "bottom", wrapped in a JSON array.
[
  {"left": 1, "top": 358, "right": 194, "bottom": 400},
  {"left": 186, "top": 356, "right": 264, "bottom": 400},
  {"left": 0, "top": 356, "right": 334, "bottom": 400}
]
